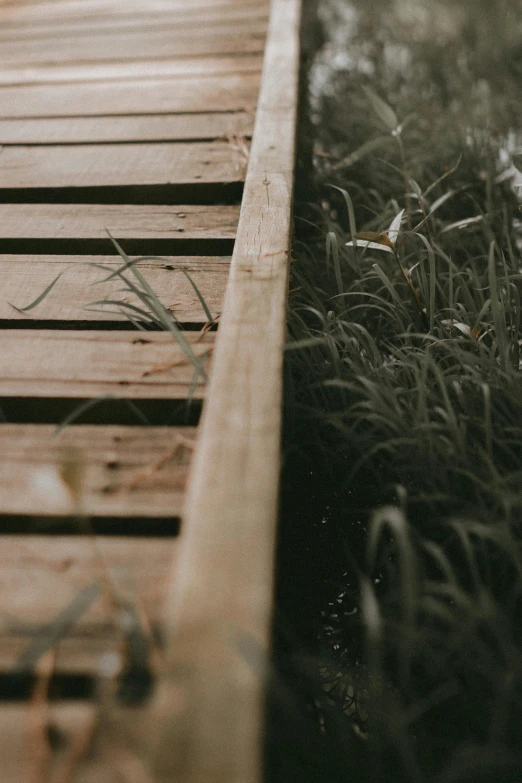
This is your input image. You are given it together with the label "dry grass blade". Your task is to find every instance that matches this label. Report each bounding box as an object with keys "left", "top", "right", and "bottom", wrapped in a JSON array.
[{"left": 117, "top": 436, "right": 195, "bottom": 492}]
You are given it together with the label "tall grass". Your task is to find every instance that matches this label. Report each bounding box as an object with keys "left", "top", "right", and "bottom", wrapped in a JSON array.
[{"left": 271, "top": 1, "right": 522, "bottom": 780}]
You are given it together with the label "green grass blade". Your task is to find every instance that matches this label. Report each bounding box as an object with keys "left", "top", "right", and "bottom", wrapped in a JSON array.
[
  {"left": 180, "top": 268, "right": 214, "bottom": 323},
  {"left": 8, "top": 268, "right": 69, "bottom": 312},
  {"left": 326, "top": 232, "right": 343, "bottom": 295},
  {"left": 488, "top": 241, "right": 508, "bottom": 371}
]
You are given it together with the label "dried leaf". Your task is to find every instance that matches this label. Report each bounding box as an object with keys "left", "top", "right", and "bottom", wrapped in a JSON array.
[
  {"left": 141, "top": 347, "right": 213, "bottom": 377},
  {"left": 358, "top": 231, "right": 394, "bottom": 247},
  {"left": 387, "top": 208, "right": 405, "bottom": 244},
  {"left": 346, "top": 238, "right": 394, "bottom": 254},
  {"left": 441, "top": 319, "right": 483, "bottom": 339},
  {"left": 118, "top": 437, "right": 195, "bottom": 493}
]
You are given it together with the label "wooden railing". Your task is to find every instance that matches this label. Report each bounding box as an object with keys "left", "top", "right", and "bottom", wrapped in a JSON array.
[{"left": 151, "top": 2, "right": 302, "bottom": 780}]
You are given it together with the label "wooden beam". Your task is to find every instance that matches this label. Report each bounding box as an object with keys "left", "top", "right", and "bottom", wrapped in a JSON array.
[{"left": 149, "top": 0, "right": 301, "bottom": 780}]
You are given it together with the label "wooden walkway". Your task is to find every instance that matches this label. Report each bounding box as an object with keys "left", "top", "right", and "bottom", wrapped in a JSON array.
[{"left": 0, "top": 0, "right": 301, "bottom": 780}]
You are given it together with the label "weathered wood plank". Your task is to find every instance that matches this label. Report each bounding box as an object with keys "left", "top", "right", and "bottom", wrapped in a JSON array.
[
  {"left": 0, "top": 425, "right": 195, "bottom": 517},
  {"left": 0, "top": 637, "right": 128, "bottom": 676},
  {"left": 0, "top": 700, "right": 167, "bottom": 782},
  {"left": 0, "top": 535, "right": 173, "bottom": 648},
  {"left": 0, "top": 143, "right": 248, "bottom": 191},
  {"left": 146, "top": 0, "right": 301, "bottom": 781},
  {"left": 0, "top": 703, "right": 101, "bottom": 783},
  {"left": 0, "top": 56, "right": 262, "bottom": 88},
  {"left": 0, "top": 29, "right": 266, "bottom": 66},
  {"left": 0, "top": 5, "right": 268, "bottom": 40},
  {"left": 0, "top": 536, "right": 174, "bottom": 670},
  {"left": 0, "top": 331, "right": 214, "bottom": 399},
  {"left": 0, "top": 113, "right": 253, "bottom": 144},
  {"left": 0, "top": 256, "right": 228, "bottom": 325},
  {"left": 0, "top": 203, "right": 239, "bottom": 242},
  {"left": 0, "top": 74, "right": 259, "bottom": 118},
  {"left": 0, "top": 0, "right": 265, "bottom": 24}
]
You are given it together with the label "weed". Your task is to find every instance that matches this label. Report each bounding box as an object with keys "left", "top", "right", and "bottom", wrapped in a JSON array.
[{"left": 272, "top": 1, "right": 522, "bottom": 781}]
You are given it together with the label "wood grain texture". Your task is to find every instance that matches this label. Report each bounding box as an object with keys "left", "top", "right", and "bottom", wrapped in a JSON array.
[
  {"left": 0, "top": 6, "right": 269, "bottom": 41},
  {"left": 0, "top": 113, "right": 253, "bottom": 144},
  {"left": 0, "top": 7, "right": 267, "bottom": 35},
  {"left": 0, "top": 142, "right": 248, "bottom": 190},
  {"left": 0, "top": 534, "right": 174, "bottom": 648},
  {"left": 0, "top": 255, "right": 229, "bottom": 325},
  {"left": 0, "top": 425, "right": 195, "bottom": 517},
  {"left": 0, "top": 28, "right": 266, "bottom": 66},
  {"left": 0, "top": 74, "right": 260, "bottom": 117},
  {"left": 0, "top": 55, "right": 262, "bottom": 88},
  {"left": 0, "top": 331, "right": 214, "bottom": 399},
  {"left": 0, "top": 203, "right": 239, "bottom": 240},
  {"left": 0, "top": 699, "right": 168, "bottom": 783},
  {"left": 149, "top": 1, "right": 302, "bottom": 781},
  {"left": 0, "top": 702, "right": 100, "bottom": 783},
  {"left": 0, "top": 0, "right": 267, "bottom": 25}
]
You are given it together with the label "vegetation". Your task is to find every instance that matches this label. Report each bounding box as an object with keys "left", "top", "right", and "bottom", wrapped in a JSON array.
[{"left": 270, "top": 1, "right": 522, "bottom": 781}]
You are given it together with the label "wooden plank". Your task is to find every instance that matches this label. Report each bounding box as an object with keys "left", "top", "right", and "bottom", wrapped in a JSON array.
[
  {"left": 0, "top": 636, "right": 132, "bottom": 676},
  {"left": 0, "top": 143, "right": 248, "bottom": 191},
  {"left": 0, "top": 425, "right": 195, "bottom": 517},
  {"left": 0, "top": 535, "right": 174, "bottom": 646},
  {"left": 0, "top": 29, "right": 266, "bottom": 66},
  {"left": 0, "top": 5, "right": 269, "bottom": 40},
  {"left": 0, "top": 331, "right": 214, "bottom": 399},
  {"left": 0, "top": 699, "right": 171, "bottom": 783},
  {"left": 0, "top": 1, "right": 266, "bottom": 23},
  {"left": 0, "top": 702, "right": 101, "bottom": 783},
  {"left": 0, "top": 0, "right": 266, "bottom": 24},
  {"left": 0, "top": 56, "right": 262, "bottom": 88},
  {"left": 148, "top": 1, "right": 302, "bottom": 780},
  {"left": 0, "top": 113, "right": 253, "bottom": 144},
  {"left": 0, "top": 535, "right": 173, "bottom": 651},
  {"left": 0, "top": 74, "right": 259, "bottom": 118},
  {"left": 0, "top": 203, "right": 239, "bottom": 242},
  {"left": 0, "top": 256, "right": 228, "bottom": 325}
]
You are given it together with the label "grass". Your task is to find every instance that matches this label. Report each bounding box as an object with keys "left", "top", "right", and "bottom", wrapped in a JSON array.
[
  {"left": 9, "top": 233, "right": 214, "bottom": 430},
  {"left": 270, "top": 1, "right": 522, "bottom": 781},
  {"left": 12, "top": 232, "right": 211, "bottom": 383}
]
